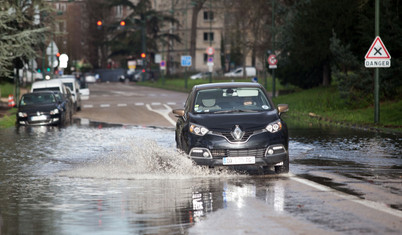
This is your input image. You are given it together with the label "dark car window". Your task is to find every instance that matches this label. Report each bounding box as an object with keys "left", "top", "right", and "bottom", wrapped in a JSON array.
[
  {"left": 193, "top": 87, "right": 271, "bottom": 113},
  {"left": 33, "top": 87, "right": 60, "bottom": 92},
  {"left": 53, "top": 92, "right": 64, "bottom": 102},
  {"left": 20, "top": 93, "right": 56, "bottom": 106}
]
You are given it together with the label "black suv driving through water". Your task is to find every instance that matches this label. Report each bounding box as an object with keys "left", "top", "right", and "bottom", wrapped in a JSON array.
[{"left": 173, "top": 82, "right": 289, "bottom": 173}]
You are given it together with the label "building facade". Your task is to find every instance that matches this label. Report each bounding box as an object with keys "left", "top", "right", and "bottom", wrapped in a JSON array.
[{"left": 43, "top": 0, "right": 258, "bottom": 75}]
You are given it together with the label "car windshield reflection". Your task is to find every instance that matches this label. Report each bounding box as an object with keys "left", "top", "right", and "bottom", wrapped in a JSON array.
[
  {"left": 20, "top": 93, "right": 56, "bottom": 106},
  {"left": 193, "top": 87, "right": 271, "bottom": 113}
]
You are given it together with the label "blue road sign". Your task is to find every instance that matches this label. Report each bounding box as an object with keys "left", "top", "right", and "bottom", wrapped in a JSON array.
[{"left": 181, "top": 56, "right": 192, "bottom": 67}]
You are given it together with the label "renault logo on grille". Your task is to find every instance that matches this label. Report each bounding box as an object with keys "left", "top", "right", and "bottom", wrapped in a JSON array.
[{"left": 231, "top": 125, "right": 244, "bottom": 141}]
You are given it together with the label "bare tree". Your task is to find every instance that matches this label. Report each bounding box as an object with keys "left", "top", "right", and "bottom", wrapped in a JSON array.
[{"left": 221, "top": 0, "right": 273, "bottom": 74}]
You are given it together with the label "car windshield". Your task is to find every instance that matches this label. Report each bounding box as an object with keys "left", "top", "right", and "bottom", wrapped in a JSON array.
[
  {"left": 193, "top": 87, "right": 271, "bottom": 113},
  {"left": 20, "top": 93, "right": 56, "bottom": 106}
]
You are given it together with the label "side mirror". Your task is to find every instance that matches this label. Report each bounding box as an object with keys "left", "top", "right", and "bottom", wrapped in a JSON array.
[
  {"left": 172, "top": 109, "right": 185, "bottom": 117},
  {"left": 277, "top": 104, "right": 289, "bottom": 115}
]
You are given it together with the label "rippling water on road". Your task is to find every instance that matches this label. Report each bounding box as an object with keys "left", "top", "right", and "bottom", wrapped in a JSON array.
[{"left": 0, "top": 122, "right": 401, "bottom": 234}]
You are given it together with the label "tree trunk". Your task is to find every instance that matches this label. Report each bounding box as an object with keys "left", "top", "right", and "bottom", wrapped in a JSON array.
[{"left": 322, "top": 61, "right": 331, "bottom": 86}]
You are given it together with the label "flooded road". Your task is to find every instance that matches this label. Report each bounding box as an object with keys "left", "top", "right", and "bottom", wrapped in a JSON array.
[{"left": 0, "top": 120, "right": 401, "bottom": 234}]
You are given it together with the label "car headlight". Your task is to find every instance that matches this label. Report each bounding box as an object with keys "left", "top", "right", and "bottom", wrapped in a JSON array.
[
  {"left": 266, "top": 120, "right": 282, "bottom": 133},
  {"left": 50, "top": 109, "right": 59, "bottom": 115},
  {"left": 189, "top": 123, "right": 209, "bottom": 136},
  {"left": 18, "top": 112, "right": 27, "bottom": 117}
]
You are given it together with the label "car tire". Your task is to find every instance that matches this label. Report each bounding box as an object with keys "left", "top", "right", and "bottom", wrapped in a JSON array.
[{"left": 274, "top": 154, "right": 289, "bottom": 174}]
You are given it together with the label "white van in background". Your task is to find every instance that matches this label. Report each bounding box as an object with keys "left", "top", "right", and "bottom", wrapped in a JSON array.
[
  {"left": 31, "top": 79, "right": 68, "bottom": 95},
  {"left": 224, "top": 67, "right": 257, "bottom": 78},
  {"left": 56, "top": 76, "right": 82, "bottom": 111}
]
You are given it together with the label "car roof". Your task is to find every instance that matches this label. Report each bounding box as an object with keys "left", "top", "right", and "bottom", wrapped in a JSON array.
[
  {"left": 56, "top": 77, "right": 76, "bottom": 82},
  {"left": 32, "top": 79, "right": 64, "bottom": 87},
  {"left": 193, "top": 82, "right": 264, "bottom": 91},
  {"left": 24, "top": 90, "right": 55, "bottom": 95}
]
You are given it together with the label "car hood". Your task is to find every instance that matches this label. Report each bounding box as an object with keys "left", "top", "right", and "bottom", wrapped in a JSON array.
[
  {"left": 18, "top": 104, "right": 59, "bottom": 113},
  {"left": 189, "top": 110, "right": 280, "bottom": 130}
]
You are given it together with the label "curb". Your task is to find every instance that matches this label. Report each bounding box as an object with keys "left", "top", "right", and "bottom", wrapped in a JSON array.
[{"left": 306, "top": 112, "right": 401, "bottom": 135}]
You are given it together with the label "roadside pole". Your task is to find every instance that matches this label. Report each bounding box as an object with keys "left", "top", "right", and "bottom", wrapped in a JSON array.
[
  {"left": 364, "top": 0, "right": 391, "bottom": 124},
  {"left": 181, "top": 56, "right": 191, "bottom": 89},
  {"left": 374, "top": 0, "right": 380, "bottom": 123},
  {"left": 271, "top": 0, "right": 276, "bottom": 98}
]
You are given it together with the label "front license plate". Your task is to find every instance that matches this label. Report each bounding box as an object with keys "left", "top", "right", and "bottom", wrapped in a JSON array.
[
  {"left": 223, "top": 157, "right": 255, "bottom": 165},
  {"left": 31, "top": 115, "right": 47, "bottom": 121}
]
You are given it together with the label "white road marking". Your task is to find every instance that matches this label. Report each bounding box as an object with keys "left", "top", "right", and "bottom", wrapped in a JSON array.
[
  {"left": 100, "top": 104, "right": 110, "bottom": 108},
  {"left": 83, "top": 104, "right": 93, "bottom": 108},
  {"left": 145, "top": 104, "right": 176, "bottom": 126},
  {"left": 290, "top": 174, "right": 402, "bottom": 218},
  {"left": 117, "top": 104, "right": 127, "bottom": 107},
  {"left": 151, "top": 102, "right": 161, "bottom": 105},
  {"left": 135, "top": 102, "right": 144, "bottom": 106},
  {"left": 167, "top": 102, "right": 176, "bottom": 105}
]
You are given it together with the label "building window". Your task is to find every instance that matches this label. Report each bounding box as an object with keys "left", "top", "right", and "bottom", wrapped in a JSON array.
[
  {"left": 203, "top": 11, "right": 214, "bottom": 21},
  {"left": 116, "top": 5, "right": 122, "bottom": 18},
  {"left": 203, "top": 32, "right": 214, "bottom": 42},
  {"left": 57, "top": 21, "right": 66, "bottom": 33},
  {"left": 55, "top": 3, "right": 66, "bottom": 12}
]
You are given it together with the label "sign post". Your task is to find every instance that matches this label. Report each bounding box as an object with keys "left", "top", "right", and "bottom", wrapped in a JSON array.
[
  {"left": 268, "top": 54, "right": 278, "bottom": 97},
  {"left": 181, "top": 56, "right": 191, "bottom": 89},
  {"left": 160, "top": 60, "right": 166, "bottom": 85},
  {"left": 206, "top": 47, "right": 215, "bottom": 83},
  {"left": 364, "top": 0, "right": 391, "bottom": 124}
]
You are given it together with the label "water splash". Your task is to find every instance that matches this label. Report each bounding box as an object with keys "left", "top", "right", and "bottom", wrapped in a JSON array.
[{"left": 60, "top": 136, "right": 239, "bottom": 179}]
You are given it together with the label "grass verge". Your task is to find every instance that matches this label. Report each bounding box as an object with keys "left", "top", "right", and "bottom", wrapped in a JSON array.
[
  {"left": 0, "top": 83, "right": 15, "bottom": 98},
  {"left": 0, "top": 108, "right": 17, "bottom": 128},
  {"left": 272, "top": 86, "right": 402, "bottom": 134}
]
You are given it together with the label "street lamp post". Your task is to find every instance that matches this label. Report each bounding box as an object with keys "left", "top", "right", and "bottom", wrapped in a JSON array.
[
  {"left": 271, "top": 0, "right": 276, "bottom": 98},
  {"left": 141, "top": 14, "right": 147, "bottom": 82},
  {"left": 209, "top": 0, "right": 212, "bottom": 83}
]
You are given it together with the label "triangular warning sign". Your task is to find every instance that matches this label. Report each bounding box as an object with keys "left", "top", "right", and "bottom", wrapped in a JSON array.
[{"left": 365, "top": 36, "right": 391, "bottom": 59}]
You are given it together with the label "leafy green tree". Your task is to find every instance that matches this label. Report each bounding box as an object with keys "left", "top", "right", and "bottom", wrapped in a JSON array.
[
  {"left": 355, "top": 0, "right": 402, "bottom": 100},
  {"left": 0, "top": 0, "right": 50, "bottom": 81},
  {"left": 276, "top": 0, "right": 360, "bottom": 88},
  {"left": 276, "top": 0, "right": 401, "bottom": 102}
]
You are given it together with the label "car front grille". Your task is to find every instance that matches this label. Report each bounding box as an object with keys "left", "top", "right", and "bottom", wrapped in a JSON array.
[
  {"left": 211, "top": 148, "right": 266, "bottom": 159},
  {"left": 219, "top": 131, "right": 254, "bottom": 142}
]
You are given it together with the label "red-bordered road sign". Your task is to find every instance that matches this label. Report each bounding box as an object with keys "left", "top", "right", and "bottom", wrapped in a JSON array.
[
  {"left": 268, "top": 54, "right": 278, "bottom": 65},
  {"left": 365, "top": 36, "right": 391, "bottom": 59},
  {"left": 206, "top": 47, "right": 215, "bottom": 56}
]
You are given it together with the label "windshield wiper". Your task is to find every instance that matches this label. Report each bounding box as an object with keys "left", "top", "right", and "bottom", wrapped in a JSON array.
[{"left": 213, "top": 109, "right": 259, "bottom": 114}]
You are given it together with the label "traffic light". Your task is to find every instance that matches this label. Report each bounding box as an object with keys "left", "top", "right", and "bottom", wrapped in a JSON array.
[
  {"left": 141, "top": 53, "right": 146, "bottom": 58},
  {"left": 97, "top": 20, "right": 103, "bottom": 29},
  {"left": 56, "top": 52, "right": 61, "bottom": 57},
  {"left": 37, "top": 69, "right": 41, "bottom": 73},
  {"left": 120, "top": 20, "right": 126, "bottom": 26},
  {"left": 47, "top": 67, "right": 50, "bottom": 72}
]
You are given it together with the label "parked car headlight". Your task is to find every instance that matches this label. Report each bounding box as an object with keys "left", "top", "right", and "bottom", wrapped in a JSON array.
[
  {"left": 50, "top": 109, "right": 59, "bottom": 115},
  {"left": 189, "top": 123, "right": 209, "bottom": 136},
  {"left": 18, "top": 112, "right": 27, "bottom": 117},
  {"left": 266, "top": 120, "right": 282, "bottom": 133}
]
